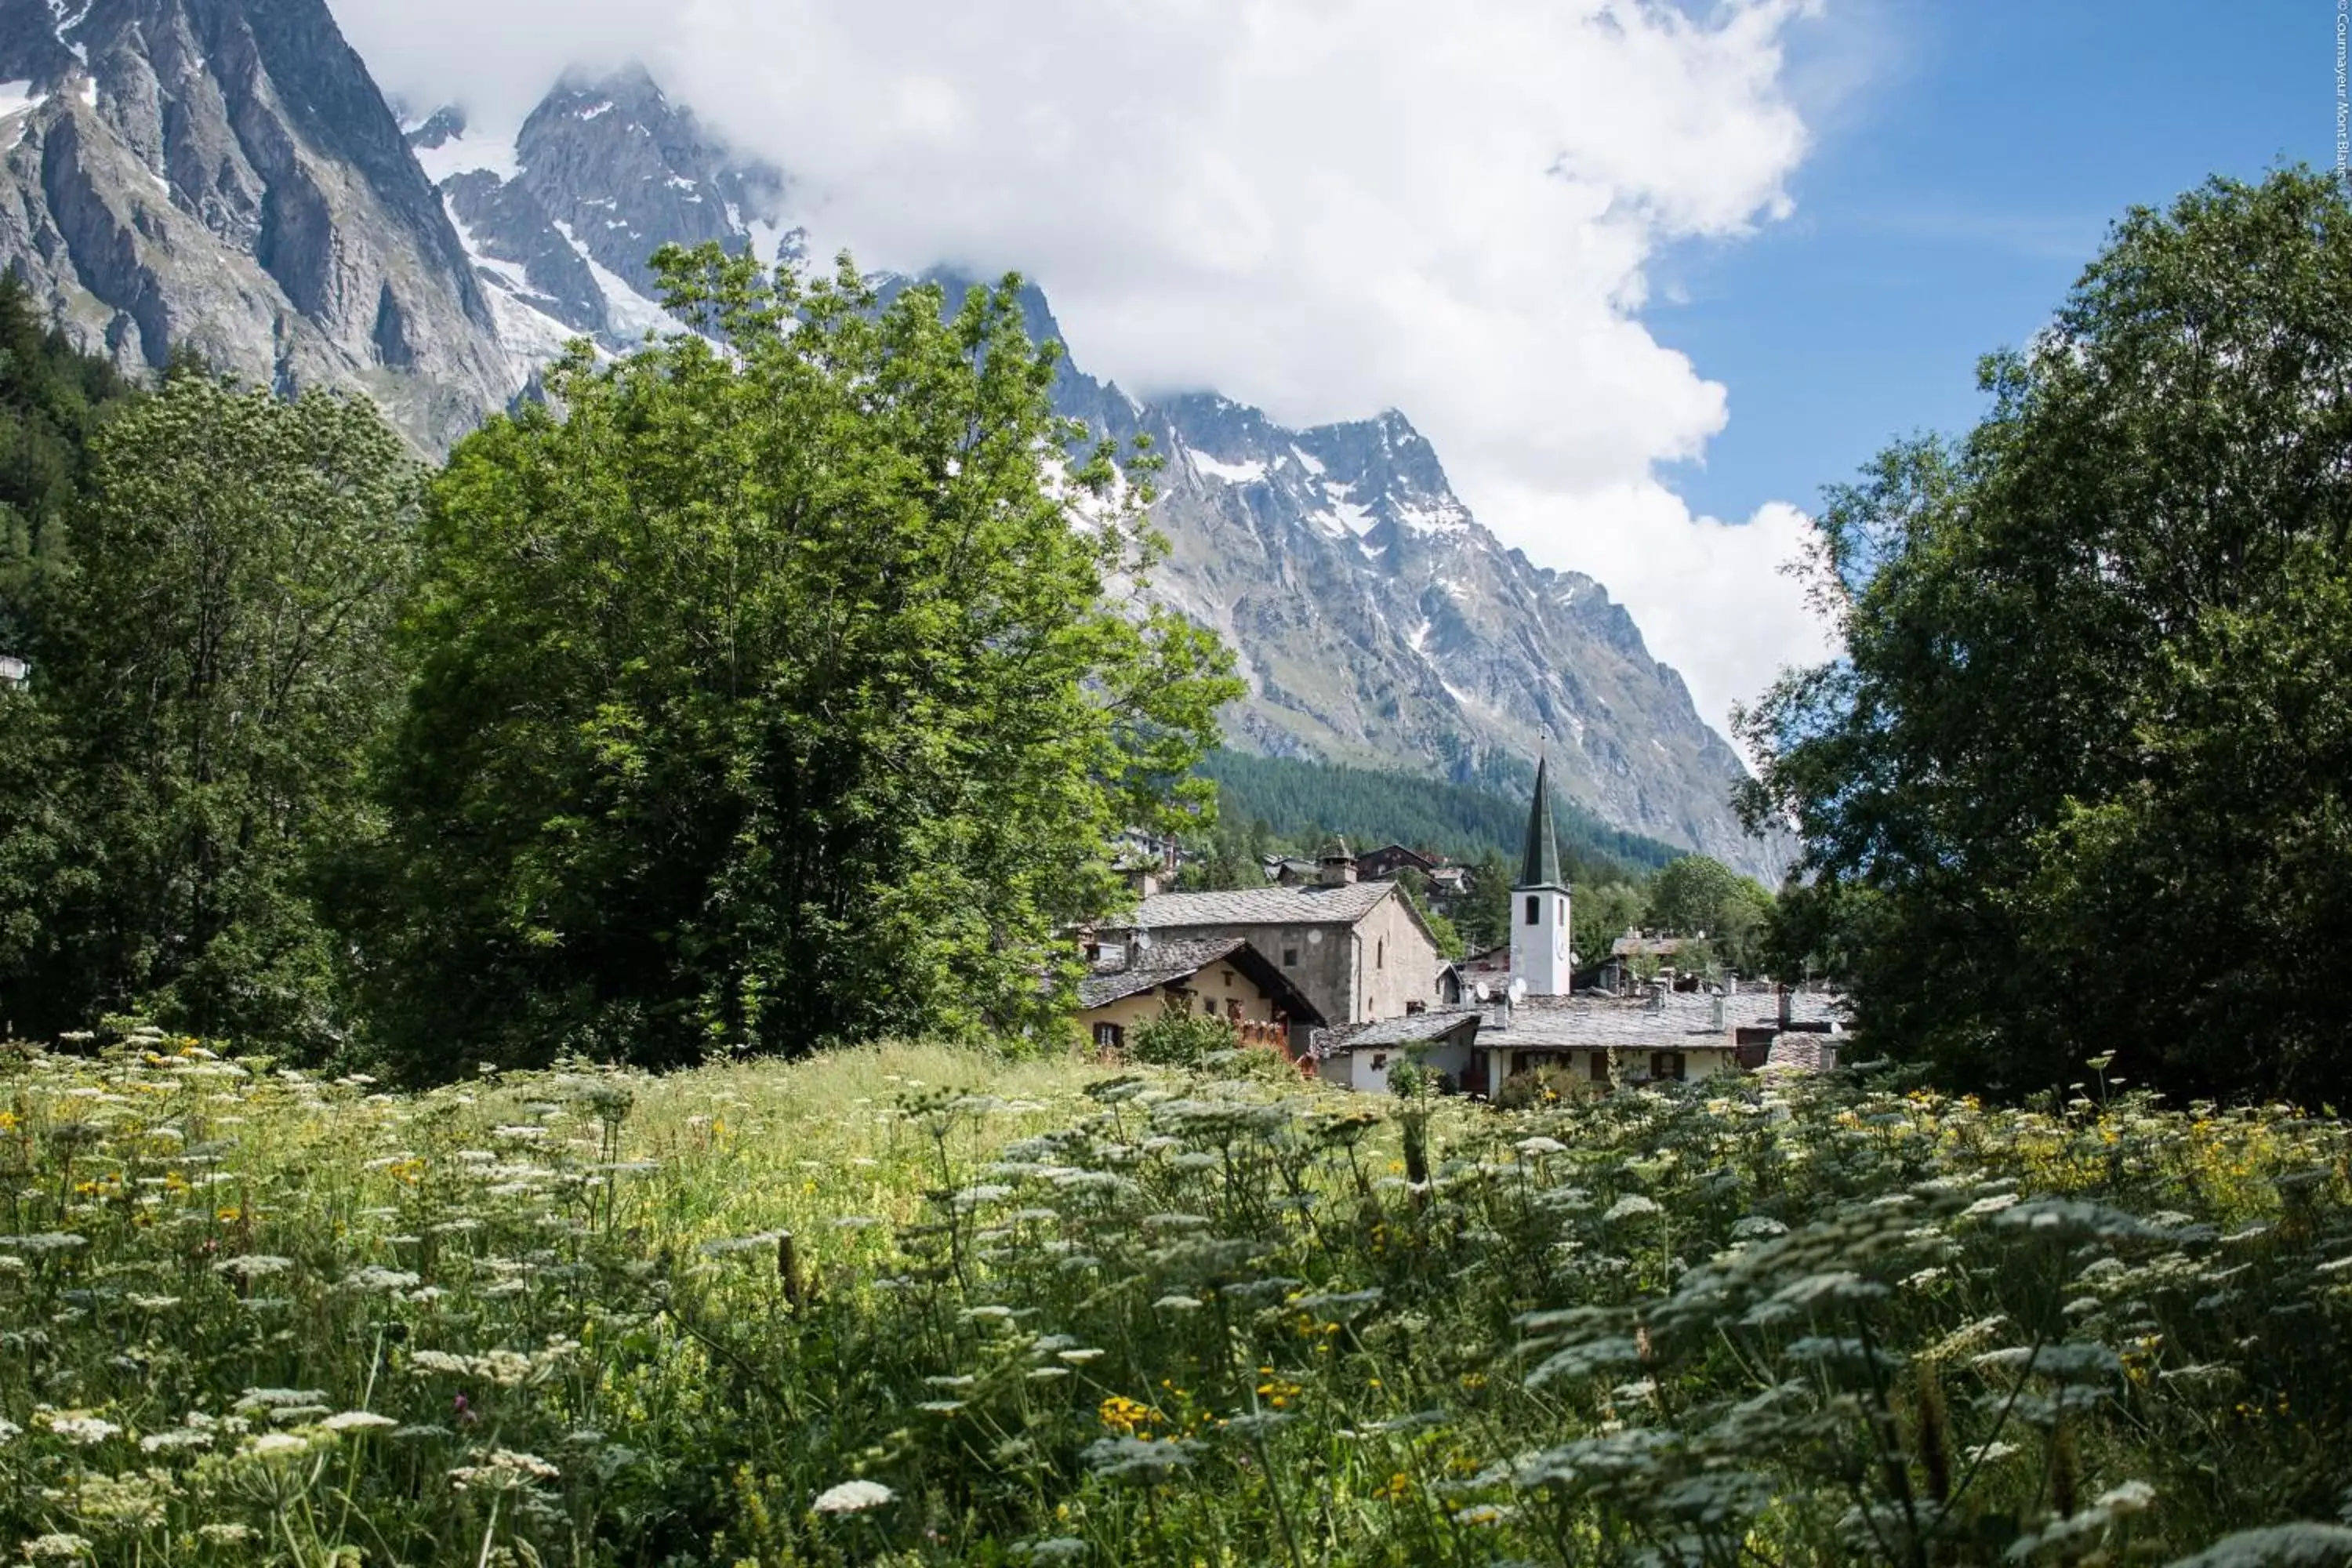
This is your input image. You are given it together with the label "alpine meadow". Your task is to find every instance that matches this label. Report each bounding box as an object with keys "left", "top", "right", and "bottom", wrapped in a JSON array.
[{"left": 0, "top": 2, "right": 2349, "bottom": 1561}]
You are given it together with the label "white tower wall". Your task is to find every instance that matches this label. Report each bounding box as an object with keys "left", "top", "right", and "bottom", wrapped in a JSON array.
[{"left": 1510, "top": 884, "right": 1573, "bottom": 997}]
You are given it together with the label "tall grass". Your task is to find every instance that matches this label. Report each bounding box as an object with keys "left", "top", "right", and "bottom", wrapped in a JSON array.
[{"left": 2, "top": 1032, "right": 2347, "bottom": 1565}]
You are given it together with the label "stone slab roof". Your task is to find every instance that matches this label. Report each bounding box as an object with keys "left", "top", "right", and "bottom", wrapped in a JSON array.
[
  {"left": 1316, "top": 1009, "right": 1484, "bottom": 1057},
  {"left": 1077, "top": 937, "right": 1255, "bottom": 1010},
  {"left": 1484, "top": 993, "right": 1733, "bottom": 1051},
  {"left": 1120, "top": 881, "right": 1399, "bottom": 931},
  {"left": 1762, "top": 1033, "right": 1841, "bottom": 1073}
]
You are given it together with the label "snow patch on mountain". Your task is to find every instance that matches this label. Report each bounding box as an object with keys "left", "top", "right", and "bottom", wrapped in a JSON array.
[
  {"left": 1190, "top": 452, "right": 1266, "bottom": 487},
  {"left": 414, "top": 123, "right": 520, "bottom": 183},
  {"left": 443, "top": 209, "right": 579, "bottom": 372},
  {"left": 551, "top": 220, "right": 674, "bottom": 342}
]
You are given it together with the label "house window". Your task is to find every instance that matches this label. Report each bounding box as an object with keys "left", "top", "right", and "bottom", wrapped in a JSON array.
[
  {"left": 1651, "top": 1051, "right": 1686, "bottom": 1082},
  {"left": 1589, "top": 1051, "right": 1610, "bottom": 1083},
  {"left": 1283, "top": 946, "right": 1298, "bottom": 966},
  {"left": 1370, "top": 1053, "right": 1388, "bottom": 1069},
  {"left": 1202, "top": 996, "right": 1217, "bottom": 1017},
  {"left": 1377, "top": 939, "right": 1385, "bottom": 970},
  {"left": 1094, "top": 1022, "right": 1123, "bottom": 1051},
  {"left": 1525, "top": 895, "right": 1540, "bottom": 925},
  {"left": 1558, "top": 897, "right": 1568, "bottom": 923}
]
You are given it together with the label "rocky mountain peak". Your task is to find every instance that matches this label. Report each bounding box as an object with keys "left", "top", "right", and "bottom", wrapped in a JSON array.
[
  {"left": 405, "top": 103, "right": 464, "bottom": 151},
  {"left": 0, "top": 0, "right": 511, "bottom": 447},
  {"left": 514, "top": 65, "right": 783, "bottom": 296},
  {"left": 405, "top": 63, "right": 789, "bottom": 367}
]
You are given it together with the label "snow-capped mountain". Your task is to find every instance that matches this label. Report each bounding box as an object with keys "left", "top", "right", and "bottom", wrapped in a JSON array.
[
  {"left": 0, "top": 0, "right": 1772, "bottom": 875},
  {"left": 949, "top": 282, "right": 1769, "bottom": 873},
  {"left": 402, "top": 65, "right": 791, "bottom": 368}
]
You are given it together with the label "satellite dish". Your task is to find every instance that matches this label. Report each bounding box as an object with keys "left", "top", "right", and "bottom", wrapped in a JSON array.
[
  {"left": 1507, "top": 977, "right": 1527, "bottom": 1006},
  {"left": 1134, "top": 930, "right": 1153, "bottom": 952}
]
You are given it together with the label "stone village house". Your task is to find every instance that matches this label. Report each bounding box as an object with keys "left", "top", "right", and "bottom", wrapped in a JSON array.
[
  {"left": 1073, "top": 936, "right": 1324, "bottom": 1055},
  {"left": 1083, "top": 842, "right": 1449, "bottom": 1052}
]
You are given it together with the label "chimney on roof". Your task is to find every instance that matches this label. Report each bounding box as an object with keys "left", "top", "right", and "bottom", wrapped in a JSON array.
[
  {"left": 1777, "top": 983, "right": 1793, "bottom": 1030},
  {"left": 1646, "top": 985, "right": 1665, "bottom": 1014},
  {"left": 1319, "top": 837, "right": 1357, "bottom": 886},
  {"left": 1126, "top": 864, "right": 1161, "bottom": 900}
]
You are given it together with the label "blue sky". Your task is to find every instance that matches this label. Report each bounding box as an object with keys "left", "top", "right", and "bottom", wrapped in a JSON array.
[{"left": 1657, "top": 1, "right": 2325, "bottom": 524}]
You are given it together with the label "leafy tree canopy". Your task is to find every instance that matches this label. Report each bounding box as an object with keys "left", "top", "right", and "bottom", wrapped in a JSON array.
[
  {"left": 2, "top": 371, "right": 421, "bottom": 1046},
  {"left": 358, "top": 247, "right": 1240, "bottom": 1073},
  {"left": 0, "top": 274, "right": 134, "bottom": 655},
  {"left": 1642, "top": 855, "right": 1774, "bottom": 975},
  {"left": 1740, "top": 169, "right": 2352, "bottom": 1105}
]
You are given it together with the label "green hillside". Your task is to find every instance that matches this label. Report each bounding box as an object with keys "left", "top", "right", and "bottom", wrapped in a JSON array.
[{"left": 1196, "top": 750, "right": 1682, "bottom": 882}]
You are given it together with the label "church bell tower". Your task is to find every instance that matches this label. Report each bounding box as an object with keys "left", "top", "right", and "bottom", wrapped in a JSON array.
[{"left": 1510, "top": 750, "right": 1573, "bottom": 996}]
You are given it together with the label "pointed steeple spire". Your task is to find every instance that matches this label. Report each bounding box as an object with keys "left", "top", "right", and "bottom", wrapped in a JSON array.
[{"left": 1517, "top": 751, "right": 1563, "bottom": 890}]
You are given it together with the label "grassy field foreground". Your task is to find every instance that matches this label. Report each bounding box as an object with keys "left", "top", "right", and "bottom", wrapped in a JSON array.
[{"left": 2, "top": 1036, "right": 2350, "bottom": 1566}]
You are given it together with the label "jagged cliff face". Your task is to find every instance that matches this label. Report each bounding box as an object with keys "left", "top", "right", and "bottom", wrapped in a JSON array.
[
  {"left": 0, "top": 2, "right": 1769, "bottom": 875},
  {"left": 0, "top": 0, "right": 512, "bottom": 449},
  {"left": 405, "top": 66, "right": 787, "bottom": 365},
  {"left": 961, "top": 285, "right": 1769, "bottom": 874},
  {"left": 1149, "top": 405, "right": 1766, "bottom": 874}
]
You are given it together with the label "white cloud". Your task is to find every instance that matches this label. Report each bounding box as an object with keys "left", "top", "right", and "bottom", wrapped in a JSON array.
[{"left": 331, "top": 0, "right": 1836, "bottom": 735}]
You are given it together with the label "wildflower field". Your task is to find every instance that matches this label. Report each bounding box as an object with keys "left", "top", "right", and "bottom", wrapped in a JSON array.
[{"left": 3, "top": 1036, "right": 2350, "bottom": 1566}]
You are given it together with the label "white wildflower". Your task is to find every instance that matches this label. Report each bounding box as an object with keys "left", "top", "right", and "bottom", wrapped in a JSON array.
[
  {"left": 38, "top": 1413, "right": 118, "bottom": 1446},
  {"left": 2, "top": 1234, "right": 88, "bottom": 1255},
  {"left": 811, "top": 1479, "right": 895, "bottom": 1515},
  {"left": 19, "top": 1533, "right": 92, "bottom": 1559},
  {"left": 343, "top": 1267, "right": 421, "bottom": 1294},
  {"left": 321, "top": 1410, "right": 397, "bottom": 1433},
  {"left": 448, "top": 1449, "right": 560, "bottom": 1490},
  {"left": 140, "top": 1427, "right": 214, "bottom": 1453}
]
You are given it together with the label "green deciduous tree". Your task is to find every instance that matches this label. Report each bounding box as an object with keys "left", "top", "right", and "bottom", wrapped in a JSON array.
[
  {"left": 1448, "top": 849, "right": 1508, "bottom": 956},
  {"left": 0, "top": 276, "right": 133, "bottom": 655},
  {"left": 1, "top": 372, "right": 421, "bottom": 1046},
  {"left": 1642, "top": 855, "right": 1773, "bottom": 975},
  {"left": 1570, "top": 880, "right": 1647, "bottom": 976},
  {"left": 357, "top": 248, "right": 1240, "bottom": 1073},
  {"left": 1739, "top": 169, "right": 2352, "bottom": 1105}
]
